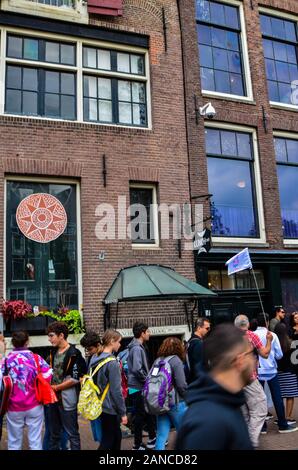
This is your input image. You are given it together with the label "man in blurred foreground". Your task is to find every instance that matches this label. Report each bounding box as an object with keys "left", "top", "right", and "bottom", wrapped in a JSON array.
[{"left": 176, "top": 324, "right": 254, "bottom": 450}]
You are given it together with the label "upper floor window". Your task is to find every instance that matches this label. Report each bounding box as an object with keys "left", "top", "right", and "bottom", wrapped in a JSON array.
[
  {"left": 261, "top": 14, "right": 298, "bottom": 105},
  {"left": 206, "top": 127, "right": 259, "bottom": 238},
  {"left": 275, "top": 136, "right": 298, "bottom": 238},
  {"left": 129, "top": 184, "right": 158, "bottom": 245},
  {"left": 3, "top": 31, "right": 149, "bottom": 127},
  {"left": 196, "top": 0, "right": 247, "bottom": 96}
]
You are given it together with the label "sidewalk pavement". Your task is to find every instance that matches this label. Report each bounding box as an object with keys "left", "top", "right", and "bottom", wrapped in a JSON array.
[{"left": 1, "top": 402, "right": 298, "bottom": 450}]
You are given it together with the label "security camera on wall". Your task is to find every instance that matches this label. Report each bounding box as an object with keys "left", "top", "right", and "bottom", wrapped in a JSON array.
[{"left": 199, "top": 102, "right": 216, "bottom": 119}]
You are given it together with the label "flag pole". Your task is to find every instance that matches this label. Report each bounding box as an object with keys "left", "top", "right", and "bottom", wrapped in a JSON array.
[{"left": 251, "top": 267, "right": 268, "bottom": 329}]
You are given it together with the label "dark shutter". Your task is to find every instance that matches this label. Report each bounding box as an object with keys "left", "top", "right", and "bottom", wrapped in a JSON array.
[{"left": 87, "top": 0, "right": 123, "bottom": 16}]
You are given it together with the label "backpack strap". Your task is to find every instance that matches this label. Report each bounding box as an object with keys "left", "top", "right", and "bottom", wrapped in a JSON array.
[
  {"left": 33, "top": 354, "right": 41, "bottom": 374},
  {"left": 90, "top": 357, "right": 116, "bottom": 377}
]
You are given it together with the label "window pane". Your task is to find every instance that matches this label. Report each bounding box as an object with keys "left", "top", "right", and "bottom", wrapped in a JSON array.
[
  {"left": 278, "top": 82, "right": 291, "bottom": 104},
  {"left": 132, "top": 82, "right": 145, "bottom": 103},
  {"left": 23, "top": 68, "right": 38, "bottom": 91},
  {"left": 274, "top": 138, "right": 287, "bottom": 162},
  {"left": 7, "top": 36, "right": 22, "bottom": 59},
  {"left": 23, "top": 91, "right": 38, "bottom": 115},
  {"left": 221, "top": 271, "right": 235, "bottom": 289},
  {"left": 286, "top": 140, "right": 298, "bottom": 164},
  {"left": 263, "top": 39, "right": 274, "bottom": 59},
  {"left": 98, "top": 78, "right": 111, "bottom": 100},
  {"left": 285, "top": 22, "right": 297, "bottom": 42},
  {"left": 117, "top": 53, "right": 130, "bottom": 73},
  {"left": 278, "top": 165, "right": 298, "bottom": 238},
  {"left": 253, "top": 270, "right": 265, "bottom": 289},
  {"left": 265, "top": 59, "right": 277, "bottom": 81},
  {"left": 237, "top": 133, "right": 251, "bottom": 159},
  {"left": 44, "top": 93, "right": 60, "bottom": 116},
  {"left": 119, "top": 102, "right": 132, "bottom": 124},
  {"left": 98, "top": 100, "right": 112, "bottom": 122},
  {"left": 61, "top": 44, "right": 75, "bottom": 65},
  {"left": 213, "top": 48, "right": 228, "bottom": 71},
  {"left": 230, "top": 73, "right": 244, "bottom": 96},
  {"left": 45, "top": 42, "right": 60, "bottom": 63},
  {"left": 271, "top": 18, "right": 285, "bottom": 40},
  {"left": 97, "top": 49, "right": 111, "bottom": 70},
  {"left": 83, "top": 47, "right": 97, "bottom": 68},
  {"left": 224, "top": 5, "right": 239, "bottom": 30},
  {"left": 23, "top": 38, "right": 38, "bottom": 61},
  {"left": 84, "top": 98, "right": 97, "bottom": 121},
  {"left": 118, "top": 81, "right": 131, "bottom": 101},
  {"left": 273, "top": 42, "right": 287, "bottom": 62},
  {"left": 61, "top": 73, "right": 75, "bottom": 95},
  {"left": 226, "top": 31, "right": 239, "bottom": 52},
  {"left": 276, "top": 61, "right": 290, "bottom": 83},
  {"left": 131, "top": 55, "right": 145, "bottom": 75},
  {"left": 84, "top": 76, "right": 97, "bottom": 98},
  {"left": 133, "top": 103, "right": 146, "bottom": 126},
  {"left": 221, "top": 131, "right": 237, "bottom": 156},
  {"left": 208, "top": 157, "right": 258, "bottom": 237},
  {"left": 286, "top": 45, "right": 297, "bottom": 64},
  {"left": 208, "top": 270, "right": 221, "bottom": 290},
  {"left": 45, "top": 71, "right": 60, "bottom": 93},
  {"left": 289, "top": 64, "right": 298, "bottom": 82},
  {"left": 196, "top": 0, "right": 210, "bottom": 22},
  {"left": 268, "top": 80, "right": 279, "bottom": 102},
  {"left": 214, "top": 70, "right": 229, "bottom": 93},
  {"left": 198, "top": 24, "right": 212, "bottom": 45},
  {"left": 61, "top": 95, "right": 75, "bottom": 120},
  {"left": 205, "top": 128, "right": 220, "bottom": 154},
  {"left": 201, "top": 67, "right": 215, "bottom": 91},
  {"left": 199, "top": 44, "right": 213, "bottom": 68},
  {"left": 7, "top": 66, "right": 22, "bottom": 89},
  {"left": 211, "top": 28, "right": 226, "bottom": 48},
  {"left": 236, "top": 271, "right": 252, "bottom": 289},
  {"left": 6, "top": 89, "right": 21, "bottom": 113},
  {"left": 228, "top": 51, "right": 241, "bottom": 73},
  {"left": 210, "top": 1, "right": 224, "bottom": 26},
  {"left": 260, "top": 15, "right": 272, "bottom": 36}
]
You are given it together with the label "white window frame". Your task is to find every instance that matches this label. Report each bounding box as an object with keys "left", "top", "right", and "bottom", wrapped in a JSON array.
[
  {"left": 3, "top": 176, "right": 83, "bottom": 318},
  {"left": 1, "top": 0, "right": 89, "bottom": 24},
  {"left": 129, "top": 182, "right": 159, "bottom": 249},
  {"left": 259, "top": 7, "right": 298, "bottom": 112},
  {"left": 273, "top": 131, "right": 298, "bottom": 245},
  {"left": 0, "top": 27, "right": 152, "bottom": 129},
  {"left": 205, "top": 121, "right": 266, "bottom": 246},
  {"left": 199, "top": 0, "right": 254, "bottom": 102}
]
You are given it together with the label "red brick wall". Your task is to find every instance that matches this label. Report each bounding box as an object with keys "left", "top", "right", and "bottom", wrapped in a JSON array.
[
  {"left": 0, "top": 0, "right": 196, "bottom": 334},
  {"left": 179, "top": 0, "right": 298, "bottom": 250}
]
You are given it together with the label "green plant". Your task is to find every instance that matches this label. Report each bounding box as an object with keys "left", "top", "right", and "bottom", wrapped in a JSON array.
[{"left": 28, "top": 309, "right": 84, "bottom": 334}]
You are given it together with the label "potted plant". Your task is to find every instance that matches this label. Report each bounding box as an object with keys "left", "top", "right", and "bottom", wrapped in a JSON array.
[{"left": 1, "top": 300, "right": 46, "bottom": 332}]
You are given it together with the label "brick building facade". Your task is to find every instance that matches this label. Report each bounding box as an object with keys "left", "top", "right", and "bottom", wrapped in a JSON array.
[
  {"left": 179, "top": 0, "right": 298, "bottom": 322},
  {"left": 0, "top": 0, "right": 196, "bottom": 351}
]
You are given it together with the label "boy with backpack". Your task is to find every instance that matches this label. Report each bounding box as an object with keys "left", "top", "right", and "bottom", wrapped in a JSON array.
[
  {"left": 127, "top": 322, "right": 156, "bottom": 450},
  {"left": 47, "top": 321, "right": 86, "bottom": 450}
]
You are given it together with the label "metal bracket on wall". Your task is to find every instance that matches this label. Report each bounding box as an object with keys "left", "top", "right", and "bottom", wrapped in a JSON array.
[
  {"left": 103, "top": 154, "right": 107, "bottom": 187},
  {"left": 262, "top": 106, "right": 269, "bottom": 133},
  {"left": 162, "top": 8, "right": 167, "bottom": 52},
  {"left": 250, "top": 0, "right": 254, "bottom": 9},
  {"left": 177, "top": 239, "right": 182, "bottom": 258}
]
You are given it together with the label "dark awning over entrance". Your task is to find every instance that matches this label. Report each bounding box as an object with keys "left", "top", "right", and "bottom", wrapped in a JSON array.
[{"left": 103, "top": 264, "right": 217, "bottom": 304}]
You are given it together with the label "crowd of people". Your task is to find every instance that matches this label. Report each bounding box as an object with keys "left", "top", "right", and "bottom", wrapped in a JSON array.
[{"left": 0, "top": 308, "right": 298, "bottom": 450}]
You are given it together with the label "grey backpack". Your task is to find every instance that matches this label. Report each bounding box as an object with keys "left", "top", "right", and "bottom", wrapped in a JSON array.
[{"left": 143, "top": 356, "right": 176, "bottom": 415}]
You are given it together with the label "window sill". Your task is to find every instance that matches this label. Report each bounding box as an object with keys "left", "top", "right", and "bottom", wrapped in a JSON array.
[
  {"left": 1, "top": 0, "right": 89, "bottom": 24},
  {"left": 202, "top": 90, "right": 255, "bottom": 105},
  {"left": 270, "top": 102, "right": 298, "bottom": 112},
  {"left": 284, "top": 241, "right": 298, "bottom": 247},
  {"left": 212, "top": 239, "right": 269, "bottom": 247},
  {"left": 131, "top": 244, "right": 160, "bottom": 250}
]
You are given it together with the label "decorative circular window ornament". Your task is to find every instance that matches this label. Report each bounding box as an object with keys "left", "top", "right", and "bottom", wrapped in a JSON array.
[{"left": 16, "top": 193, "right": 67, "bottom": 243}]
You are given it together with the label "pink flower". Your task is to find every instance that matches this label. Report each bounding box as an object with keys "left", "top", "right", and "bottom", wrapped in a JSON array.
[{"left": 2, "top": 300, "right": 33, "bottom": 321}]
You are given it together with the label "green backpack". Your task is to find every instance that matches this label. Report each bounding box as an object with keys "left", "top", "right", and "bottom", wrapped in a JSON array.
[{"left": 78, "top": 356, "right": 116, "bottom": 420}]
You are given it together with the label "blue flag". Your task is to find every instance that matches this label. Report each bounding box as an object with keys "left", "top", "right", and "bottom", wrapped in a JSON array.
[{"left": 225, "top": 248, "right": 252, "bottom": 276}]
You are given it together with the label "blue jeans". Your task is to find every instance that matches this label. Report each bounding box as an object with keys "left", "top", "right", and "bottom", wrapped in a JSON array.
[
  {"left": 90, "top": 417, "right": 102, "bottom": 443},
  {"left": 260, "top": 375, "right": 288, "bottom": 430},
  {"left": 155, "top": 401, "right": 187, "bottom": 450},
  {"left": 48, "top": 403, "right": 80, "bottom": 450}
]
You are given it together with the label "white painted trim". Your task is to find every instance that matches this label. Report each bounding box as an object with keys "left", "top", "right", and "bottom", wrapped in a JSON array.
[
  {"left": 202, "top": 90, "right": 255, "bottom": 103},
  {"left": 4, "top": 176, "right": 83, "bottom": 320},
  {"left": 199, "top": 0, "right": 254, "bottom": 101},
  {"left": 270, "top": 102, "right": 298, "bottom": 112},
  {"left": 258, "top": 7, "right": 298, "bottom": 23},
  {"left": 130, "top": 182, "right": 159, "bottom": 247},
  {"left": 117, "top": 324, "right": 191, "bottom": 340},
  {"left": 0, "top": 28, "right": 151, "bottom": 130},
  {"left": 283, "top": 239, "right": 298, "bottom": 245},
  {"left": 205, "top": 121, "right": 266, "bottom": 245},
  {"left": 1, "top": 0, "right": 89, "bottom": 24}
]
